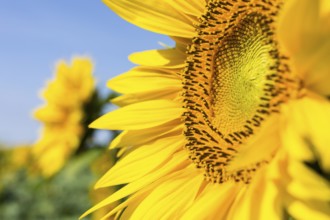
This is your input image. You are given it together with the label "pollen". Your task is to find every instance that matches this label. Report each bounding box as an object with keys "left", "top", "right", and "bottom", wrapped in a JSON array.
[{"left": 182, "top": 0, "right": 300, "bottom": 183}]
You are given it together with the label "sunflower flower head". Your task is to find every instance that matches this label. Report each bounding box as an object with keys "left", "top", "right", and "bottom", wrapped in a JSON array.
[
  {"left": 32, "top": 57, "right": 95, "bottom": 177},
  {"left": 0, "top": 145, "right": 31, "bottom": 179},
  {"left": 84, "top": 0, "right": 330, "bottom": 219}
]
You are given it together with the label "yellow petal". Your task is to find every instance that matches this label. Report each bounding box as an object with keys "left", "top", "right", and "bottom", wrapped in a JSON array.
[
  {"left": 128, "top": 48, "right": 186, "bottom": 67},
  {"left": 287, "top": 161, "right": 330, "bottom": 202},
  {"left": 98, "top": 190, "right": 148, "bottom": 220},
  {"left": 302, "top": 38, "right": 330, "bottom": 96},
  {"left": 280, "top": 110, "right": 315, "bottom": 163},
  {"left": 108, "top": 67, "right": 181, "bottom": 94},
  {"left": 282, "top": 93, "right": 330, "bottom": 172},
  {"left": 181, "top": 182, "right": 241, "bottom": 220},
  {"left": 33, "top": 105, "right": 66, "bottom": 123},
  {"left": 111, "top": 88, "right": 179, "bottom": 107},
  {"left": 102, "top": 0, "right": 195, "bottom": 38},
  {"left": 172, "top": 0, "right": 205, "bottom": 17},
  {"left": 81, "top": 151, "right": 188, "bottom": 218},
  {"left": 279, "top": 0, "right": 330, "bottom": 96},
  {"left": 278, "top": 0, "right": 320, "bottom": 54},
  {"left": 95, "top": 136, "right": 184, "bottom": 187},
  {"left": 89, "top": 99, "right": 183, "bottom": 130},
  {"left": 101, "top": 167, "right": 198, "bottom": 220},
  {"left": 228, "top": 115, "right": 281, "bottom": 171},
  {"left": 111, "top": 193, "right": 146, "bottom": 220},
  {"left": 109, "top": 119, "right": 182, "bottom": 149},
  {"left": 287, "top": 198, "right": 330, "bottom": 220},
  {"left": 69, "top": 58, "right": 95, "bottom": 100},
  {"left": 228, "top": 166, "right": 281, "bottom": 220},
  {"left": 83, "top": 188, "right": 150, "bottom": 220},
  {"left": 130, "top": 167, "right": 204, "bottom": 220},
  {"left": 35, "top": 144, "right": 68, "bottom": 177}
]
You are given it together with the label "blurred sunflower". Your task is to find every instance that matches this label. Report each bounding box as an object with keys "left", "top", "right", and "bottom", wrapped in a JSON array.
[
  {"left": 0, "top": 145, "right": 31, "bottom": 179},
  {"left": 33, "top": 57, "right": 95, "bottom": 177},
  {"left": 83, "top": 0, "right": 330, "bottom": 219}
]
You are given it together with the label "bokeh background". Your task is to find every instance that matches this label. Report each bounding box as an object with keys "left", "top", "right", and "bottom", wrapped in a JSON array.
[
  {"left": 0, "top": 0, "right": 173, "bottom": 146},
  {"left": 0, "top": 1, "right": 173, "bottom": 219}
]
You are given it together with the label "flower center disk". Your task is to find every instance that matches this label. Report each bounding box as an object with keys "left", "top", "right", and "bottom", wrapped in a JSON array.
[
  {"left": 212, "top": 13, "right": 276, "bottom": 134},
  {"left": 182, "top": 0, "right": 297, "bottom": 183}
]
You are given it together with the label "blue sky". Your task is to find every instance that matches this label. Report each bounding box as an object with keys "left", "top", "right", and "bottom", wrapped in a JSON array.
[{"left": 0, "top": 1, "right": 173, "bottom": 145}]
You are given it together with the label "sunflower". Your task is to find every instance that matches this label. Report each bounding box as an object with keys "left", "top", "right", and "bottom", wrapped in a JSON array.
[
  {"left": 0, "top": 145, "right": 31, "bottom": 178},
  {"left": 83, "top": 0, "right": 330, "bottom": 219},
  {"left": 33, "top": 57, "right": 95, "bottom": 177}
]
